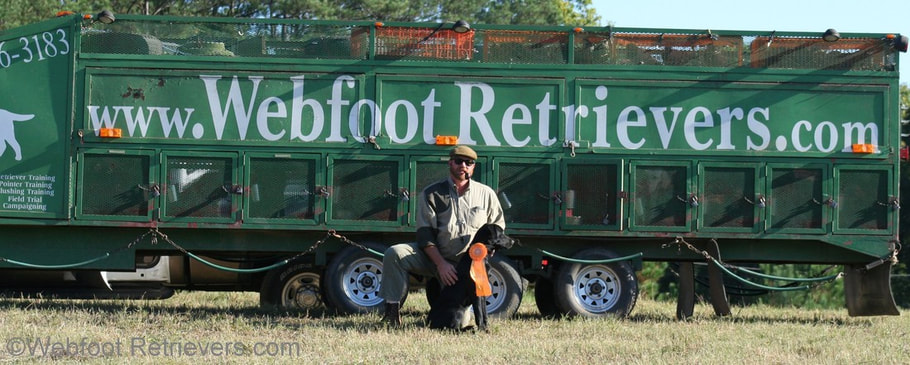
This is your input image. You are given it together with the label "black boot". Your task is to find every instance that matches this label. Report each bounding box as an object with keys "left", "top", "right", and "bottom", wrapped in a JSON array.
[{"left": 382, "top": 301, "right": 401, "bottom": 327}]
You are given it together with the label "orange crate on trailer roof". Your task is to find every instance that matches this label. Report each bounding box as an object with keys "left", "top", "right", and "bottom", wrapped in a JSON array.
[{"left": 351, "top": 26, "right": 474, "bottom": 60}]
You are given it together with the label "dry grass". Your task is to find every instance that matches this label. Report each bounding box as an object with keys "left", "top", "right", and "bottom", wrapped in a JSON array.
[{"left": 0, "top": 290, "right": 906, "bottom": 364}]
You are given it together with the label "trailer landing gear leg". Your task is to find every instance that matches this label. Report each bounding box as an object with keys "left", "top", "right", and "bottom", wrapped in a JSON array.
[
  {"left": 844, "top": 263, "right": 900, "bottom": 316},
  {"left": 705, "top": 240, "right": 731, "bottom": 317},
  {"left": 676, "top": 262, "right": 695, "bottom": 320}
]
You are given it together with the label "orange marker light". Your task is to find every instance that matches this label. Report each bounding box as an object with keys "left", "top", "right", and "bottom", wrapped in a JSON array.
[
  {"left": 99, "top": 128, "right": 122, "bottom": 138},
  {"left": 851, "top": 143, "right": 875, "bottom": 153},
  {"left": 469, "top": 243, "right": 492, "bottom": 297},
  {"left": 435, "top": 135, "right": 458, "bottom": 145}
]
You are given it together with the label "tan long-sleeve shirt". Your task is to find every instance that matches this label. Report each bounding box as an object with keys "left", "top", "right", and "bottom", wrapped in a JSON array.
[{"left": 415, "top": 177, "right": 505, "bottom": 260}]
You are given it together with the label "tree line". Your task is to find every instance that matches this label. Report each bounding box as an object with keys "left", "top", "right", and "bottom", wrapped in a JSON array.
[{"left": 0, "top": 0, "right": 601, "bottom": 30}]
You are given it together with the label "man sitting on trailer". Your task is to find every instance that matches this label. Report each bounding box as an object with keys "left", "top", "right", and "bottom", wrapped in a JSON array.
[{"left": 378, "top": 145, "right": 506, "bottom": 328}]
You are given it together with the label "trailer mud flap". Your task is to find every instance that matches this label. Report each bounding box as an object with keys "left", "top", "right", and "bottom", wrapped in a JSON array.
[
  {"left": 844, "top": 263, "right": 899, "bottom": 316},
  {"left": 676, "top": 262, "right": 695, "bottom": 320}
]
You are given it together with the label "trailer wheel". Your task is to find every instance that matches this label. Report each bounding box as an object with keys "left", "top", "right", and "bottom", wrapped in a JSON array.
[
  {"left": 260, "top": 261, "right": 324, "bottom": 311},
  {"left": 533, "top": 277, "right": 559, "bottom": 317},
  {"left": 323, "top": 243, "right": 387, "bottom": 314},
  {"left": 425, "top": 253, "right": 523, "bottom": 319},
  {"left": 486, "top": 254, "right": 524, "bottom": 318},
  {"left": 554, "top": 248, "right": 638, "bottom": 318}
]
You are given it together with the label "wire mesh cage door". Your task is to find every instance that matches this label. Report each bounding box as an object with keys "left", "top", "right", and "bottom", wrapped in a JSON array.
[
  {"left": 163, "top": 154, "right": 237, "bottom": 223},
  {"left": 495, "top": 159, "right": 555, "bottom": 229},
  {"left": 699, "top": 164, "right": 760, "bottom": 232},
  {"left": 246, "top": 155, "right": 320, "bottom": 224},
  {"left": 630, "top": 163, "right": 692, "bottom": 232},
  {"left": 767, "top": 165, "right": 826, "bottom": 233},
  {"left": 563, "top": 161, "right": 620, "bottom": 229},
  {"left": 835, "top": 167, "right": 891, "bottom": 233},
  {"left": 329, "top": 157, "right": 402, "bottom": 224},
  {"left": 78, "top": 150, "right": 154, "bottom": 221}
]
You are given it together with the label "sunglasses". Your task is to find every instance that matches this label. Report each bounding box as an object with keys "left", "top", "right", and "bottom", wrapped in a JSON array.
[{"left": 451, "top": 158, "right": 476, "bottom": 166}]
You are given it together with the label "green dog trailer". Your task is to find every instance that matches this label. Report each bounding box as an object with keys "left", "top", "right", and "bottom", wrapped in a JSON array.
[{"left": 0, "top": 12, "right": 906, "bottom": 318}]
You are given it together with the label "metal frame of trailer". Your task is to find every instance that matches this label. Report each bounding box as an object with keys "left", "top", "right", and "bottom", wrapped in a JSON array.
[{"left": 0, "top": 12, "right": 906, "bottom": 317}]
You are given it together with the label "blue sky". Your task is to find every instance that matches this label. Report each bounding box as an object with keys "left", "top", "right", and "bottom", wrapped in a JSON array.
[{"left": 590, "top": 0, "right": 909, "bottom": 85}]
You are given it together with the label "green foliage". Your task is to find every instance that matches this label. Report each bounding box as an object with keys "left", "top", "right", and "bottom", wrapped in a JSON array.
[
  {"left": 638, "top": 261, "right": 846, "bottom": 309},
  {"left": 638, "top": 261, "right": 678, "bottom": 301},
  {"left": 471, "top": 0, "right": 600, "bottom": 26},
  {"left": 263, "top": 0, "right": 351, "bottom": 20},
  {"left": 0, "top": 0, "right": 99, "bottom": 30},
  {"left": 559, "top": 0, "right": 601, "bottom": 26},
  {"left": 752, "top": 264, "right": 845, "bottom": 309},
  {"left": 0, "top": 0, "right": 603, "bottom": 31}
]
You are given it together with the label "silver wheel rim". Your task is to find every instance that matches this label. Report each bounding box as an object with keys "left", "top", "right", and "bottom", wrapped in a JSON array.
[
  {"left": 572, "top": 264, "right": 620, "bottom": 313},
  {"left": 485, "top": 266, "right": 507, "bottom": 313},
  {"left": 280, "top": 272, "right": 322, "bottom": 310},
  {"left": 341, "top": 257, "right": 384, "bottom": 307}
]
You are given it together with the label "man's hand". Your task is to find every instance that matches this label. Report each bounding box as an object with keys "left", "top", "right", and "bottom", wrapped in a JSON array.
[
  {"left": 423, "top": 245, "right": 458, "bottom": 286},
  {"left": 435, "top": 261, "right": 458, "bottom": 286}
]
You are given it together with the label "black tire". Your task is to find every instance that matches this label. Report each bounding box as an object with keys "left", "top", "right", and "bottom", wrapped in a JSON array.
[
  {"left": 533, "top": 277, "right": 559, "bottom": 317},
  {"left": 259, "top": 260, "right": 324, "bottom": 311},
  {"left": 424, "top": 252, "right": 523, "bottom": 319},
  {"left": 553, "top": 248, "right": 638, "bottom": 318},
  {"left": 486, "top": 253, "right": 523, "bottom": 318},
  {"left": 323, "top": 243, "right": 388, "bottom": 314}
]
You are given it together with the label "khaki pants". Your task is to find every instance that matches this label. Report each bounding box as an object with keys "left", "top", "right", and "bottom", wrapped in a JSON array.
[
  {"left": 378, "top": 242, "right": 439, "bottom": 302},
  {"left": 379, "top": 242, "right": 476, "bottom": 328}
]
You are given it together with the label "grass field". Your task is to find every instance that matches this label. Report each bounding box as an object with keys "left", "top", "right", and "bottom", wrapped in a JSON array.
[{"left": 0, "top": 290, "right": 906, "bottom": 364}]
